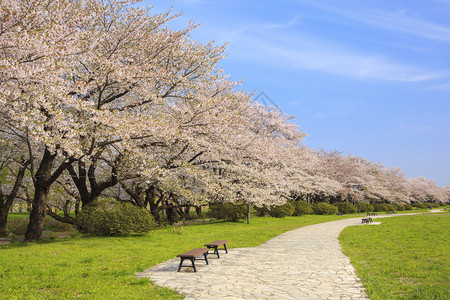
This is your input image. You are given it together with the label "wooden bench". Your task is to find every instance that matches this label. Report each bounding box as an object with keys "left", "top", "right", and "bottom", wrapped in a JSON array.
[
  {"left": 204, "top": 240, "right": 228, "bottom": 258},
  {"left": 361, "top": 217, "right": 372, "bottom": 224},
  {"left": 177, "top": 248, "right": 209, "bottom": 272},
  {"left": 367, "top": 212, "right": 377, "bottom": 216}
]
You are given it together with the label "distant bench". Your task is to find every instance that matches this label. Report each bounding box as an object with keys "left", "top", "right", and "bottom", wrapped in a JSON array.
[
  {"left": 386, "top": 211, "right": 397, "bottom": 214},
  {"left": 361, "top": 217, "right": 373, "bottom": 224},
  {"left": 367, "top": 212, "right": 377, "bottom": 216},
  {"left": 204, "top": 240, "right": 228, "bottom": 258},
  {"left": 177, "top": 248, "right": 209, "bottom": 272}
]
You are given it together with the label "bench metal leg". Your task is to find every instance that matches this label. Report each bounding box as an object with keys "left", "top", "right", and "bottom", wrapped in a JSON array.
[
  {"left": 178, "top": 257, "right": 197, "bottom": 272},
  {"left": 207, "top": 244, "right": 228, "bottom": 258},
  {"left": 177, "top": 258, "right": 185, "bottom": 272},
  {"left": 191, "top": 258, "right": 197, "bottom": 272}
]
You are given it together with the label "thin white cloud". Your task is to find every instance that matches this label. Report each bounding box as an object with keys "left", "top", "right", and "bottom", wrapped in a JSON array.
[
  {"left": 427, "top": 81, "right": 450, "bottom": 91},
  {"left": 294, "top": 0, "right": 450, "bottom": 42},
  {"left": 229, "top": 33, "right": 448, "bottom": 82},
  {"left": 265, "top": 15, "right": 302, "bottom": 29}
]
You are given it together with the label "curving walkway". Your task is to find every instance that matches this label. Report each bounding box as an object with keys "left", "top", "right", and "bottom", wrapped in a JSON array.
[
  {"left": 136, "top": 212, "right": 442, "bottom": 299},
  {"left": 137, "top": 217, "right": 369, "bottom": 299}
]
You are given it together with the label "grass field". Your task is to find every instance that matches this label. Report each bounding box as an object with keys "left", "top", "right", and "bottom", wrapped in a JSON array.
[
  {"left": 1, "top": 209, "right": 447, "bottom": 299},
  {"left": 1, "top": 214, "right": 357, "bottom": 299},
  {"left": 339, "top": 214, "right": 449, "bottom": 299}
]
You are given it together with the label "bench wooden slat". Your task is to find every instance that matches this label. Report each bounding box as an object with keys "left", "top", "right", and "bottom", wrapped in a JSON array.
[
  {"left": 204, "top": 240, "right": 228, "bottom": 247},
  {"left": 177, "top": 248, "right": 209, "bottom": 272},
  {"left": 177, "top": 248, "right": 209, "bottom": 258}
]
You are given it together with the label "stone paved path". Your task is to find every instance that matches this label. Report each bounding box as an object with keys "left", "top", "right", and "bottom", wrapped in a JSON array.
[
  {"left": 137, "top": 217, "right": 371, "bottom": 299},
  {"left": 137, "top": 211, "right": 444, "bottom": 299}
]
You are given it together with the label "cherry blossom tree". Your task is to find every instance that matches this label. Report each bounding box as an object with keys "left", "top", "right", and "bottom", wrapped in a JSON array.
[
  {"left": 2, "top": 0, "right": 445, "bottom": 241},
  {"left": 0, "top": 134, "right": 30, "bottom": 236}
]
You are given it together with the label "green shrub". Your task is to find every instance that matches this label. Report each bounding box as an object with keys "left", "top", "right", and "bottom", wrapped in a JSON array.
[
  {"left": 269, "top": 202, "right": 294, "bottom": 218},
  {"left": 334, "top": 202, "right": 357, "bottom": 214},
  {"left": 254, "top": 205, "right": 270, "bottom": 217},
  {"left": 76, "top": 200, "right": 157, "bottom": 236},
  {"left": 6, "top": 217, "right": 28, "bottom": 235},
  {"left": 403, "top": 203, "right": 413, "bottom": 210},
  {"left": 394, "top": 203, "right": 405, "bottom": 211},
  {"left": 372, "top": 203, "right": 396, "bottom": 212},
  {"left": 208, "top": 202, "right": 247, "bottom": 222},
  {"left": 412, "top": 202, "right": 427, "bottom": 209},
  {"left": 312, "top": 202, "right": 338, "bottom": 215},
  {"left": 359, "top": 202, "right": 374, "bottom": 212},
  {"left": 291, "top": 201, "right": 313, "bottom": 216}
]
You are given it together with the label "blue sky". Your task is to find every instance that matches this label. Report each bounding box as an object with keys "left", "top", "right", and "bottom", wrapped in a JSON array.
[{"left": 145, "top": 0, "right": 450, "bottom": 186}]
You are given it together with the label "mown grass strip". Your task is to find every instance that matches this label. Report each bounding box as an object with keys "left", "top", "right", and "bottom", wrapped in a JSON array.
[{"left": 339, "top": 214, "right": 449, "bottom": 300}]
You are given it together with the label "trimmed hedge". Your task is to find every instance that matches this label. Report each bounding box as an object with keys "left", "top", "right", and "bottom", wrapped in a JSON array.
[
  {"left": 360, "top": 202, "right": 374, "bottom": 212},
  {"left": 403, "top": 204, "right": 413, "bottom": 210},
  {"left": 334, "top": 202, "right": 357, "bottom": 214},
  {"left": 291, "top": 201, "right": 313, "bottom": 216},
  {"left": 208, "top": 203, "right": 247, "bottom": 222},
  {"left": 76, "top": 200, "right": 157, "bottom": 236},
  {"left": 372, "top": 203, "right": 396, "bottom": 212},
  {"left": 269, "top": 202, "right": 295, "bottom": 218},
  {"left": 313, "top": 202, "right": 338, "bottom": 215}
]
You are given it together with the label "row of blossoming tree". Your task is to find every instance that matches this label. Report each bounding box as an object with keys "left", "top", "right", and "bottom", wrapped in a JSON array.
[{"left": 1, "top": 0, "right": 448, "bottom": 240}]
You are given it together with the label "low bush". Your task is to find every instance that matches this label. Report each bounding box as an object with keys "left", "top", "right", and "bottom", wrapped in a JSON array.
[
  {"left": 334, "top": 202, "right": 357, "bottom": 214},
  {"left": 208, "top": 202, "right": 247, "bottom": 222},
  {"left": 313, "top": 202, "right": 338, "bottom": 215},
  {"left": 403, "top": 203, "right": 413, "bottom": 210},
  {"left": 359, "top": 202, "right": 374, "bottom": 212},
  {"left": 372, "top": 203, "right": 396, "bottom": 212},
  {"left": 291, "top": 201, "right": 313, "bottom": 216},
  {"left": 412, "top": 202, "right": 427, "bottom": 209},
  {"left": 394, "top": 203, "right": 405, "bottom": 211},
  {"left": 76, "top": 200, "right": 157, "bottom": 236},
  {"left": 254, "top": 205, "right": 270, "bottom": 217},
  {"left": 5, "top": 217, "right": 28, "bottom": 235},
  {"left": 269, "top": 202, "right": 294, "bottom": 218}
]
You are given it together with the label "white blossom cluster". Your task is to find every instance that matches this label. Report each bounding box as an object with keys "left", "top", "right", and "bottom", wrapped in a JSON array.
[{"left": 0, "top": 0, "right": 448, "bottom": 235}]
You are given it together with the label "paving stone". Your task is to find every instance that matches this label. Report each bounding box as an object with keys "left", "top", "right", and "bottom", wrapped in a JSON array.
[{"left": 135, "top": 212, "right": 435, "bottom": 299}]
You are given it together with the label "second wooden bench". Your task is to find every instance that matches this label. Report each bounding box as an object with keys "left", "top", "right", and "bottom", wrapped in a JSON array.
[{"left": 204, "top": 240, "right": 228, "bottom": 258}]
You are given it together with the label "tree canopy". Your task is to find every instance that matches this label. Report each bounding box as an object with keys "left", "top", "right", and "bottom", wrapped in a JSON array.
[{"left": 1, "top": 0, "right": 448, "bottom": 240}]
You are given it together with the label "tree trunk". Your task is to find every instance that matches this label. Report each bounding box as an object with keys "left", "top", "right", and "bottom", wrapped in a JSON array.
[
  {"left": 165, "top": 201, "right": 178, "bottom": 224},
  {"left": 25, "top": 149, "right": 73, "bottom": 241},
  {"left": 146, "top": 187, "right": 161, "bottom": 223},
  {"left": 0, "top": 207, "right": 8, "bottom": 236},
  {"left": 195, "top": 206, "right": 202, "bottom": 216},
  {"left": 25, "top": 184, "right": 50, "bottom": 241},
  {"left": 25, "top": 149, "right": 56, "bottom": 241},
  {"left": 68, "top": 160, "right": 118, "bottom": 208},
  {"left": 184, "top": 206, "right": 191, "bottom": 219}
]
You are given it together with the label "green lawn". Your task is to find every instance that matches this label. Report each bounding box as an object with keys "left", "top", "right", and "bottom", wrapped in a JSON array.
[
  {"left": 1, "top": 214, "right": 353, "bottom": 299},
  {"left": 2, "top": 210, "right": 447, "bottom": 299},
  {"left": 339, "top": 214, "right": 450, "bottom": 300}
]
